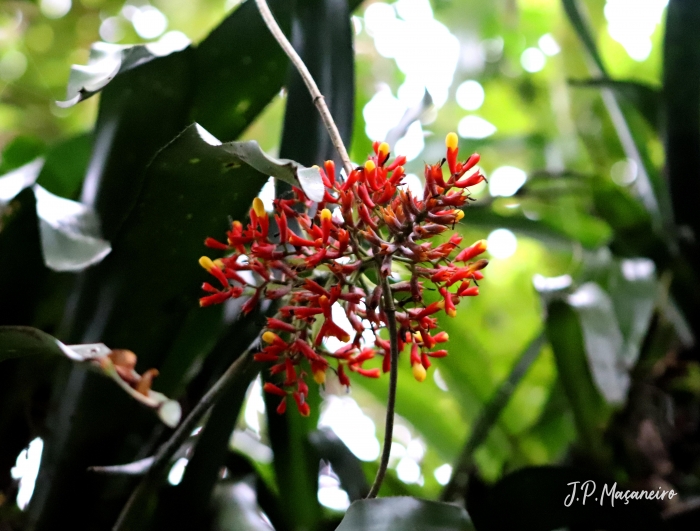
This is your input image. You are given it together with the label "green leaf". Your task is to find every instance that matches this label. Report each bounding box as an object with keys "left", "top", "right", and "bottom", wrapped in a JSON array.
[
  {"left": 63, "top": 123, "right": 268, "bottom": 361},
  {"left": 0, "top": 188, "right": 45, "bottom": 327},
  {"left": 545, "top": 299, "right": 609, "bottom": 458},
  {"left": 608, "top": 259, "right": 657, "bottom": 368},
  {"left": 566, "top": 282, "right": 628, "bottom": 405},
  {"left": 35, "top": 134, "right": 92, "bottom": 200},
  {"left": 29, "top": 124, "right": 269, "bottom": 529},
  {"left": 0, "top": 136, "right": 46, "bottom": 174},
  {"left": 0, "top": 164, "right": 111, "bottom": 273},
  {"left": 560, "top": 0, "right": 607, "bottom": 75},
  {"left": 335, "top": 497, "right": 472, "bottom": 531},
  {"left": 0, "top": 326, "right": 179, "bottom": 425},
  {"left": 663, "top": 0, "right": 700, "bottom": 341},
  {"left": 58, "top": 43, "right": 169, "bottom": 107},
  {"left": 77, "top": 46, "right": 193, "bottom": 240},
  {"left": 279, "top": 0, "right": 354, "bottom": 165}
]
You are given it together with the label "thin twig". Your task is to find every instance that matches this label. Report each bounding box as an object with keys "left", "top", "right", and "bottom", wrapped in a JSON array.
[
  {"left": 367, "top": 275, "right": 399, "bottom": 498},
  {"left": 112, "top": 339, "right": 259, "bottom": 531},
  {"left": 254, "top": 0, "right": 353, "bottom": 176}
]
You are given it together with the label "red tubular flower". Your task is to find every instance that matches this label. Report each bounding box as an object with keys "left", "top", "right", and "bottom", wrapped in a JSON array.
[
  {"left": 263, "top": 382, "right": 287, "bottom": 397},
  {"left": 455, "top": 239, "right": 488, "bottom": 262},
  {"left": 198, "top": 131, "right": 489, "bottom": 414}
]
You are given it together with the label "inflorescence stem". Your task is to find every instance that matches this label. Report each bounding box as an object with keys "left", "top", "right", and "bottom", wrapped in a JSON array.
[
  {"left": 367, "top": 274, "right": 400, "bottom": 498},
  {"left": 255, "top": 0, "right": 398, "bottom": 498},
  {"left": 254, "top": 0, "right": 353, "bottom": 177}
]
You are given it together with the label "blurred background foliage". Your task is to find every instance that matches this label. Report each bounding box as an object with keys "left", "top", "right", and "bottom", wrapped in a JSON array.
[{"left": 1, "top": 0, "right": 699, "bottom": 530}]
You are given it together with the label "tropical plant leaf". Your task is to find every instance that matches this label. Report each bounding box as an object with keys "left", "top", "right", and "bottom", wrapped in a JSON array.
[
  {"left": 545, "top": 299, "right": 610, "bottom": 458},
  {"left": 663, "top": 0, "right": 700, "bottom": 349},
  {"left": 335, "top": 497, "right": 473, "bottom": 531},
  {"left": 560, "top": 0, "right": 607, "bottom": 75},
  {"left": 0, "top": 161, "right": 111, "bottom": 273},
  {"left": 0, "top": 326, "right": 180, "bottom": 425}
]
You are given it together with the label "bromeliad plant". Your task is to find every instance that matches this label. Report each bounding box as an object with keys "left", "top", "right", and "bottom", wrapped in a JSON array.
[{"left": 198, "top": 136, "right": 489, "bottom": 417}]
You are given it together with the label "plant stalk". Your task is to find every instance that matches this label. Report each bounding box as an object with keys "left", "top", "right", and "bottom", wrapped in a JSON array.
[
  {"left": 367, "top": 274, "right": 399, "bottom": 498},
  {"left": 255, "top": 0, "right": 353, "bottom": 177}
]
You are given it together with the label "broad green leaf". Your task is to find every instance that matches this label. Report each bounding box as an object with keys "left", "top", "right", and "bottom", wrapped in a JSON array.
[
  {"left": 545, "top": 300, "right": 609, "bottom": 458},
  {"left": 663, "top": 0, "right": 700, "bottom": 343},
  {"left": 0, "top": 162, "right": 111, "bottom": 272},
  {"left": 57, "top": 43, "right": 170, "bottom": 107},
  {"left": 0, "top": 326, "right": 179, "bottom": 425},
  {"left": 77, "top": 47, "right": 193, "bottom": 240},
  {"left": 279, "top": 0, "right": 354, "bottom": 165},
  {"left": 335, "top": 497, "right": 472, "bottom": 531},
  {"left": 62, "top": 123, "right": 267, "bottom": 362},
  {"left": 608, "top": 258, "right": 657, "bottom": 367},
  {"left": 35, "top": 134, "right": 92, "bottom": 200},
  {"left": 29, "top": 123, "right": 269, "bottom": 529},
  {"left": 560, "top": 0, "right": 607, "bottom": 75},
  {"left": 566, "top": 282, "right": 627, "bottom": 405},
  {"left": 0, "top": 188, "right": 45, "bottom": 326}
]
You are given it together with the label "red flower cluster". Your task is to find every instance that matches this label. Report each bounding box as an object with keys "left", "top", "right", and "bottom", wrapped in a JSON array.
[{"left": 199, "top": 133, "right": 488, "bottom": 415}]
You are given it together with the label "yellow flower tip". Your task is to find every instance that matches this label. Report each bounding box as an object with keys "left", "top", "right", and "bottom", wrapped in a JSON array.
[
  {"left": 413, "top": 331, "right": 422, "bottom": 343},
  {"left": 320, "top": 208, "right": 332, "bottom": 222},
  {"left": 262, "top": 331, "right": 277, "bottom": 344},
  {"left": 446, "top": 132, "right": 459, "bottom": 150},
  {"left": 476, "top": 239, "right": 488, "bottom": 252},
  {"left": 199, "top": 256, "right": 215, "bottom": 272},
  {"left": 378, "top": 142, "right": 390, "bottom": 158},
  {"left": 447, "top": 308, "right": 457, "bottom": 318},
  {"left": 252, "top": 197, "right": 266, "bottom": 217},
  {"left": 436, "top": 300, "right": 445, "bottom": 310},
  {"left": 412, "top": 362, "right": 427, "bottom": 382},
  {"left": 340, "top": 333, "right": 351, "bottom": 343},
  {"left": 213, "top": 258, "right": 224, "bottom": 269},
  {"left": 364, "top": 160, "right": 376, "bottom": 172},
  {"left": 313, "top": 369, "right": 326, "bottom": 385},
  {"left": 454, "top": 209, "right": 465, "bottom": 221}
]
